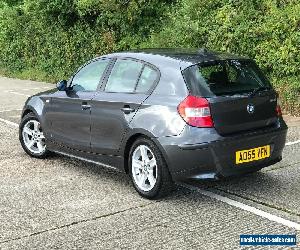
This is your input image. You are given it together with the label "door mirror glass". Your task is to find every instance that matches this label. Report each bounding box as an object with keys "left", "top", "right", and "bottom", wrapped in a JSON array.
[{"left": 56, "top": 80, "right": 67, "bottom": 91}]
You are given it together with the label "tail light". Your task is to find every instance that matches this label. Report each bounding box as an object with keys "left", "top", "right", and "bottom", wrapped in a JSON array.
[
  {"left": 178, "top": 95, "right": 214, "bottom": 128},
  {"left": 275, "top": 96, "right": 282, "bottom": 117},
  {"left": 276, "top": 103, "right": 282, "bottom": 117}
]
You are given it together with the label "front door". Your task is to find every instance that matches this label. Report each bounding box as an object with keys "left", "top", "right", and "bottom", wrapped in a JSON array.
[{"left": 46, "top": 59, "right": 110, "bottom": 151}]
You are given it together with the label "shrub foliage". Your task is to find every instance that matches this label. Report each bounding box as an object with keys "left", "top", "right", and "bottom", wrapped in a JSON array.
[{"left": 0, "top": 0, "right": 299, "bottom": 114}]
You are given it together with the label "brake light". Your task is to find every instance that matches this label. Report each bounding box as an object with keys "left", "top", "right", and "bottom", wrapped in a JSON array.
[
  {"left": 276, "top": 105, "right": 282, "bottom": 117},
  {"left": 276, "top": 97, "right": 282, "bottom": 117},
  {"left": 178, "top": 95, "right": 214, "bottom": 128}
]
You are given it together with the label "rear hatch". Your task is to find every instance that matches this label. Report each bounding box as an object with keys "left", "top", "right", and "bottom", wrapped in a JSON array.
[{"left": 183, "top": 59, "right": 279, "bottom": 135}]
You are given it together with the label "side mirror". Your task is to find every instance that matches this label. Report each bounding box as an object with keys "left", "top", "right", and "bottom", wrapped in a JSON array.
[{"left": 56, "top": 80, "right": 67, "bottom": 91}]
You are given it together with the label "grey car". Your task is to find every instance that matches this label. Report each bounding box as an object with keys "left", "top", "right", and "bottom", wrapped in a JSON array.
[{"left": 19, "top": 49, "right": 288, "bottom": 199}]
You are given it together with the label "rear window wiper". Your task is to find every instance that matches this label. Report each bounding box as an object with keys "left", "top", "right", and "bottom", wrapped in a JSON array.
[{"left": 248, "top": 86, "right": 270, "bottom": 97}]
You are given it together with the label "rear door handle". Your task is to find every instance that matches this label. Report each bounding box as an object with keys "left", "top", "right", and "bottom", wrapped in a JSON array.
[
  {"left": 82, "top": 102, "right": 91, "bottom": 110},
  {"left": 121, "top": 105, "right": 135, "bottom": 114}
]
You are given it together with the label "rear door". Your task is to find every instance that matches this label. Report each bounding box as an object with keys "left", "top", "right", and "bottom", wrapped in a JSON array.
[
  {"left": 46, "top": 59, "right": 110, "bottom": 151},
  {"left": 91, "top": 58, "right": 159, "bottom": 155},
  {"left": 184, "top": 60, "right": 278, "bottom": 135}
]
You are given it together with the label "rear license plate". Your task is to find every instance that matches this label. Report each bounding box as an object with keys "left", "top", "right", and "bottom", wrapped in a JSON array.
[{"left": 235, "top": 145, "right": 270, "bottom": 164}]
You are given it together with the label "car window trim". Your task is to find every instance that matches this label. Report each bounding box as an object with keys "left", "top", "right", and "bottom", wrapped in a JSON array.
[
  {"left": 100, "top": 56, "right": 161, "bottom": 95},
  {"left": 68, "top": 57, "right": 111, "bottom": 93},
  {"left": 134, "top": 64, "right": 146, "bottom": 92}
]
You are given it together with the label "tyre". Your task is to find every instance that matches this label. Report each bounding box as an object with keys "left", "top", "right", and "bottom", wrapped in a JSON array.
[
  {"left": 19, "top": 112, "right": 49, "bottom": 158},
  {"left": 129, "top": 137, "right": 174, "bottom": 199}
]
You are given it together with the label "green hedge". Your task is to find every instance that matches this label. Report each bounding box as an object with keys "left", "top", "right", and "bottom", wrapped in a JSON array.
[
  {"left": 0, "top": 0, "right": 299, "bottom": 114},
  {"left": 0, "top": 0, "right": 174, "bottom": 79}
]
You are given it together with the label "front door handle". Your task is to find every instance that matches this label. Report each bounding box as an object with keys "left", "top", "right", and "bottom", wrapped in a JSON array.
[
  {"left": 82, "top": 102, "right": 91, "bottom": 110},
  {"left": 121, "top": 105, "right": 135, "bottom": 114}
]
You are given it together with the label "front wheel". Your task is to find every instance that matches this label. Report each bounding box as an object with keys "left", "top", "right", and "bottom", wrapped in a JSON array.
[
  {"left": 19, "top": 112, "right": 49, "bottom": 158},
  {"left": 129, "top": 137, "right": 174, "bottom": 199}
]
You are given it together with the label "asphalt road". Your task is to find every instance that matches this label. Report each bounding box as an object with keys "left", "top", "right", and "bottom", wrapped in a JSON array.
[{"left": 0, "top": 76, "right": 299, "bottom": 249}]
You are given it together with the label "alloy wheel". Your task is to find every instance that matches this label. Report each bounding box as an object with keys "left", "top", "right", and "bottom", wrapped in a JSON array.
[
  {"left": 22, "top": 120, "right": 46, "bottom": 154},
  {"left": 131, "top": 145, "right": 158, "bottom": 192}
]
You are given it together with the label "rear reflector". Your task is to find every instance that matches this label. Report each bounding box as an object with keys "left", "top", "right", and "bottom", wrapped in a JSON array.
[{"left": 178, "top": 95, "right": 214, "bottom": 128}]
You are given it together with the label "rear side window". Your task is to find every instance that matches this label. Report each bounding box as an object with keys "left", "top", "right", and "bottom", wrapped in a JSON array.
[
  {"left": 105, "top": 59, "right": 143, "bottom": 93},
  {"left": 135, "top": 66, "right": 158, "bottom": 93},
  {"left": 183, "top": 60, "right": 271, "bottom": 96}
]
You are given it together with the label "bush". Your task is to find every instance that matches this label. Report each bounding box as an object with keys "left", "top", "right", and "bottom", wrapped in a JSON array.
[
  {"left": 0, "top": 0, "right": 174, "bottom": 80},
  {"left": 0, "top": 0, "right": 299, "bottom": 115}
]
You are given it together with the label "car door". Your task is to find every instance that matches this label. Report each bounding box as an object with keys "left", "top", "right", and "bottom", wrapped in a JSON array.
[
  {"left": 90, "top": 58, "right": 159, "bottom": 155},
  {"left": 46, "top": 58, "right": 110, "bottom": 151}
]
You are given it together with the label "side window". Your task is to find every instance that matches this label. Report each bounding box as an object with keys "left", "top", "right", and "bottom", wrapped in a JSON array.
[
  {"left": 72, "top": 60, "right": 109, "bottom": 92},
  {"left": 105, "top": 59, "right": 143, "bottom": 93},
  {"left": 135, "top": 66, "right": 158, "bottom": 93}
]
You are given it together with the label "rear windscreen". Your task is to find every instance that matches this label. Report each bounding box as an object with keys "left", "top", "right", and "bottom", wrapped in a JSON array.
[{"left": 183, "top": 60, "right": 272, "bottom": 97}]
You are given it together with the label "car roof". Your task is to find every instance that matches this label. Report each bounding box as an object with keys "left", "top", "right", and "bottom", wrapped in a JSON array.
[{"left": 102, "top": 48, "right": 249, "bottom": 70}]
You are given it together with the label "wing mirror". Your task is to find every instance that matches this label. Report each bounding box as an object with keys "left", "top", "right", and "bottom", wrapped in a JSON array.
[{"left": 56, "top": 80, "right": 68, "bottom": 91}]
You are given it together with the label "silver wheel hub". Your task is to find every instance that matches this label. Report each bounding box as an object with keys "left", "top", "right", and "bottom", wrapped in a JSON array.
[
  {"left": 22, "top": 120, "right": 46, "bottom": 154},
  {"left": 131, "top": 145, "right": 157, "bottom": 192}
]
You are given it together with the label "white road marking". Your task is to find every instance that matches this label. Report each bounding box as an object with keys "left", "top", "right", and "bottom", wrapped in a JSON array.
[
  {"left": 285, "top": 140, "right": 300, "bottom": 146},
  {"left": 0, "top": 109, "right": 22, "bottom": 113},
  {"left": 5, "top": 91, "right": 31, "bottom": 97},
  {"left": 4, "top": 87, "right": 51, "bottom": 91},
  {"left": 183, "top": 184, "right": 300, "bottom": 231},
  {"left": 3, "top": 88, "right": 51, "bottom": 97},
  {"left": 0, "top": 118, "right": 18, "bottom": 128}
]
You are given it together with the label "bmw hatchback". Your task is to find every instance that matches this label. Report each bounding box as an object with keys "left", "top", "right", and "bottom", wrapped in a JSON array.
[{"left": 19, "top": 49, "right": 288, "bottom": 199}]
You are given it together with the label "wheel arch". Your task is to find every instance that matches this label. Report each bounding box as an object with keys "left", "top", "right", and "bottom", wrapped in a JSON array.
[
  {"left": 122, "top": 131, "right": 171, "bottom": 176},
  {"left": 21, "top": 96, "right": 46, "bottom": 125},
  {"left": 21, "top": 108, "right": 36, "bottom": 118}
]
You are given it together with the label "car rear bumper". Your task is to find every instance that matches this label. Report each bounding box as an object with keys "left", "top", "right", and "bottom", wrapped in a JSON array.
[{"left": 157, "top": 119, "right": 287, "bottom": 182}]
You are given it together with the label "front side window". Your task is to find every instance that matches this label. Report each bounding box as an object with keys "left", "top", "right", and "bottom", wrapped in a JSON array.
[
  {"left": 183, "top": 60, "right": 271, "bottom": 96},
  {"left": 72, "top": 60, "right": 109, "bottom": 92},
  {"left": 105, "top": 59, "right": 143, "bottom": 93}
]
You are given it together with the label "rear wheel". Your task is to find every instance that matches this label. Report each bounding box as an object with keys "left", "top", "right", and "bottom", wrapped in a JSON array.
[
  {"left": 19, "top": 113, "right": 49, "bottom": 158},
  {"left": 129, "top": 137, "right": 174, "bottom": 199}
]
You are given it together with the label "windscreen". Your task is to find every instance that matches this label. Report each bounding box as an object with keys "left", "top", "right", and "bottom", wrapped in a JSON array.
[{"left": 183, "top": 60, "right": 272, "bottom": 96}]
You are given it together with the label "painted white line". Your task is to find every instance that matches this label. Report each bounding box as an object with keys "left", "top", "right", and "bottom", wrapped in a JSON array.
[
  {"left": 0, "top": 118, "right": 18, "bottom": 128},
  {"left": 0, "top": 109, "right": 22, "bottom": 113},
  {"left": 285, "top": 140, "right": 300, "bottom": 146},
  {"left": 4, "top": 87, "right": 51, "bottom": 91},
  {"left": 6, "top": 91, "right": 31, "bottom": 97},
  {"left": 184, "top": 185, "right": 300, "bottom": 230},
  {"left": 20, "top": 87, "right": 51, "bottom": 90}
]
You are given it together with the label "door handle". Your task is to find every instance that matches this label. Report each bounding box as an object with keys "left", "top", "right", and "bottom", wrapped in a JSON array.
[
  {"left": 121, "top": 105, "right": 135, "bottom": 114},
  {"left": 82, "top": 102, "right": 91, "bottom": 110}
]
